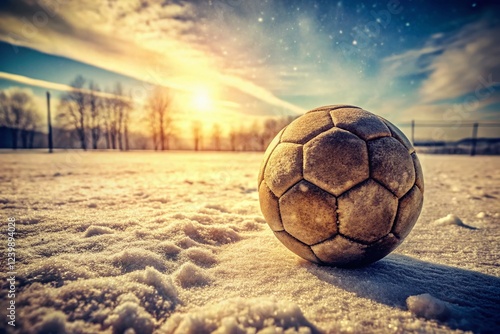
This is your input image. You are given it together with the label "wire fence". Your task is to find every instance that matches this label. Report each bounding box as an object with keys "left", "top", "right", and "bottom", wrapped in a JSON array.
[{"left": 398, "top": 121, "right": 500, "bottom": 156}]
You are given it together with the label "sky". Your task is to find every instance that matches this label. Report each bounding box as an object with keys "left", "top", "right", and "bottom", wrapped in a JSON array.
[{"left": 0, "top": 0, "right": 499, "bottom": 138}]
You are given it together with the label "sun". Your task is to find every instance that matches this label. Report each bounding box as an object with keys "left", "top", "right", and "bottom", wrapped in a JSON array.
[{"left": 191, "top": 88, "right": 214, "bottom": 112}]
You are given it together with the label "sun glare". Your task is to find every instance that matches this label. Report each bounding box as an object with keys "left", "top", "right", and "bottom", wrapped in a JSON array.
[{"left": 191, "top": 88, "right": 213, "bottom": 112}]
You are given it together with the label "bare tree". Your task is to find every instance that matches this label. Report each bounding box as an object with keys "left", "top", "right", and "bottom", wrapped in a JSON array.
[
  {"left": 20, "top": 108, "right": 40, "bottom": 148},
  {"left": 111, "top": 83, "right": 132, "bottom": 151},
  {"left": 102, "top": 96, "right": 112, "bottom": 149},
  {"left": 262, "top": 118, "right": 279, "bottom": 149},
  {"left": 229, "top": 126, "right": 237, "bottom": 151},
  {"left": 100, "top": 92, "right": 117, "bottom": 150},
  {"left": 0, "top": 88, "right": 39, "bottom": 150},
  {"left": 146, "top": 87, "right": 175, "bottom": 151},
  {"left": 58, "top": 76, "right": 88, "bottom": 150},
  {"left": 146, "top": 101, "right": 159, "bottom": 150},
  {"left": 88, "top": 81, "right": 102, "bottom": 150},
  {"left": 114, "top": 84, "right": 125, "bottom": 150},
  {"left": 249, "top": 120, "right": 263, "bottom": 151},
  {"left": 192, "top": 121, "right": 203, "bottom": 151},
  {"left": 238, "top": 125, "right": 251, "bottom": 151},
  {"left": 108, "top": 95, "right": 119, "bottom": 150},
  {"left": 99, "top": 85, "right": 131, "bottom": 151},
  {"left": 123, "top": 94, "right": 132, "bottom": 151},
  {"left": 212, "top": 123, "right": 222, "bottom": 151}
]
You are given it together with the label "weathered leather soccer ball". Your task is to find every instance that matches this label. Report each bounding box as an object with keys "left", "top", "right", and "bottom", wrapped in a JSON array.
[{"left": 258, "top": 105, "right": 424, "bottom": 267}]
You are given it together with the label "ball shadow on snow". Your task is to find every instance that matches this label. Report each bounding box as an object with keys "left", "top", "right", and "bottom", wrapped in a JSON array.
[{"left": 304, "top": 254, "right": 500, "bottom": 332}]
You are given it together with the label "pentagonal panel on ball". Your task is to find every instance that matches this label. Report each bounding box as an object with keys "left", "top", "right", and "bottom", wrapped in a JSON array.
[
  {"left": 258, "top": 181, "right": 284, "bottom": 232},
  {"left": 258, "top": 128, "right": 284, "bottom": 184},
  {"left": 392, "top": 185, "right": 423, "bottom": 239},
  {"left": 281, "top": 110, "right": 333, "bottom": 144},
  {"left": 264, "top": 143, "right": 303, "bottom": 197},
  {"left": 304, "top": 128, "right": 369, "bottom": 196},
  {"left": 330, "top": 108, "right": 391, "bottom": 141},
  {"left": 338, "top": 179, "right": 398, "bottom": 243},
  {"left": 311, "top": 235, "right": 367, "bottom": 266},
  {"left": 279, "top": 180, "right": 337, "bottom": 245},
  {"left": 368, "top": 137, "right": 416, "bottom": 198},
  {"left": 273, "top": 230, "right": 320, "bottom": 263}
]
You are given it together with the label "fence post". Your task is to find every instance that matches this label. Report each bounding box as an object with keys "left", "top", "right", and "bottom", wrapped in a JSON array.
[
  {"left": 470, "top": 122, "right": 478, "bottom": 156},
  {"left": 411, "top": 120, "right": 415, "bottom": 145},
  {"left": 47, "top": 91, "right": 53, "bottom": 153}
]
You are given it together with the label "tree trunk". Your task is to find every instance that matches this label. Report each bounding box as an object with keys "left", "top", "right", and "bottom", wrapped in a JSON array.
[
  {"left": 21, "top": 130, "right": 28, "bottom": 148},
  {"left": 79, "top": 129, "right": 87, "bottom": 150},
  {"left": 118, "top": 131, "right": 123, "bottom": 151},
  {"left": 124, "top": 124, "right": 129, "bottom": 151},
  {"left": 92, "top": 132, "right": 98, "bottom": 149},
  {"left": 110, "top": 128, "right": 116, "bottom": 149},
  {"left": 104, "top": 122, "right": 111, "bottom": 149},
  {"left": 79, "top": 116, "right": 86, "bottom": 150},
  {"left": 152, "top": 130, "right": 158, "bottom": 151},
  {"left": 29, "top": 130, "right": 35, "bottom": 148},
  {"left": 159, "top": 115, "right": 165, "bottom": 151},
  {"left": 11, "top": 128, "right": 18, "bottom": 150}
]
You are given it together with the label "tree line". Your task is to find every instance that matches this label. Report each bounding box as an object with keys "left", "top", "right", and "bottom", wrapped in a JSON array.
[
  {"left": 0, "top": 88, "right": 41, "bottom": 149},
  {"left": 56, "top": 75, "right": 133, "bottom": 151},
  {"left": 0, "top": 76, "right": 296, "bottom": 151}
]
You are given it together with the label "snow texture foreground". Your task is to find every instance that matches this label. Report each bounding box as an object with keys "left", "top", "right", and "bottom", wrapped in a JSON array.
[{"left": 0, "top": 151, "right": 499, "bottom": 333}]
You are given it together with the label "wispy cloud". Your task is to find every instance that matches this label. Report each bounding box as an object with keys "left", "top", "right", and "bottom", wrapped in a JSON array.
[
  {"left": 420, "top": 23, "right": 500, "bottom": 102},
  {"left": 0, "top": 0, "right": 305, "bottom": 115},
  {"left": 373, "top": 16, "right": 500, "bottom": 128},
  {"left": 0, "top": 71, "right": 129, "bottom": 100},
  {"left": 381, "top": 19, "right": 500, "bottom": 104}
]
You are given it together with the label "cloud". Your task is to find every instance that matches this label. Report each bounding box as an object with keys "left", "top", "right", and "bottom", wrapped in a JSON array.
[
  {"left": 420, "top": 24, "right": 500, "bottom": 102},
  {"left": 0, "top": 72, "right": 130, "bottom": 100},
  {"left": 0, "top": 0, "right": 306, "bottom": 115},
  {"left": 381, "top": 19, "right": 500, "bottom": 104}
]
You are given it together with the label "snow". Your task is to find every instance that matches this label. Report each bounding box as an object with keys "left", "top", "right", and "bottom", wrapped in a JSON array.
[
  {"left": 0, "top": 151, "right": 499, "bottom": 333},
  {"left": 406, "top": 294, "right": 453, "bottom": 322},
  {"left": 159, "top": 297, "right": 318, "bottom": 334},
  {"left": 406, "top": 293, "right": 479, "bottom": 331},
  {"left": 433, "top": 214, "right": 477, "bottom": 229}
]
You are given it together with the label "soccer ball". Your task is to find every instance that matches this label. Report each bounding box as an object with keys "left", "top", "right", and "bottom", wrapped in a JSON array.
[{"left": 258, "top": 105, "right": 424, "bottom": 267}]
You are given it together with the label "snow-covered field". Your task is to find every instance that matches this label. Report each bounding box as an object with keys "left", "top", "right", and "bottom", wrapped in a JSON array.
[{"left": 1, "top": 151, "right": 499, "bottom": 334}]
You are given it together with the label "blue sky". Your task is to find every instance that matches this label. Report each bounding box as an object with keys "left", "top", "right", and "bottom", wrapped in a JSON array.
[{"left": 0, "top": 0, "right": 499, "bottom": 136}]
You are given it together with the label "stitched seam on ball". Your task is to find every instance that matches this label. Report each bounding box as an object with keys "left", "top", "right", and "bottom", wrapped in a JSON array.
[
  {"left": 328, "top": 110, "right": 336, "bottom": 127},
  {"left": 384, "top": 119, "right": 416, "bottom": 154},
  {"left": 366, "top": 140, "right": 372, "bottom": 179},
  {"left": 337, "top": 233, "right": 371, "bottom": 246},
  {"left": 261, "top": 127, "right": 286, "bottom": 185},
  {"left": 390, "top": 199, "right": 402, "bottom": 237},
  {"left": 276, "top": 230, "right": 322, "bottom": 263},
  {"left": 372, "top": 234, "right": 394, "bottom": 244},
  {"left": 308, "top": 105, "right": 361, "bottom": 114},
  {"left": 303, "top": 177, "right": 338, "bottom": 198},
  {"left": 334, "top": 197, "right": 340, "bottom": 237},
  {"left": 276, "top": 195, "right": 285, "bottom": 232},
  {"left": 335, "top": 178, "right": 370, "bottom": 198},
  {"left": 261, "top": 129, "right": 288, "bottom": 197},
  {"left": 371, "top": 178, "right": 399, "bottom": 199},
  {"left": 411, "top": 152, "right": 423, "bottom": 193},
  {"left": 280, "top": 178, "right": 304, "bottom": 199}
]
